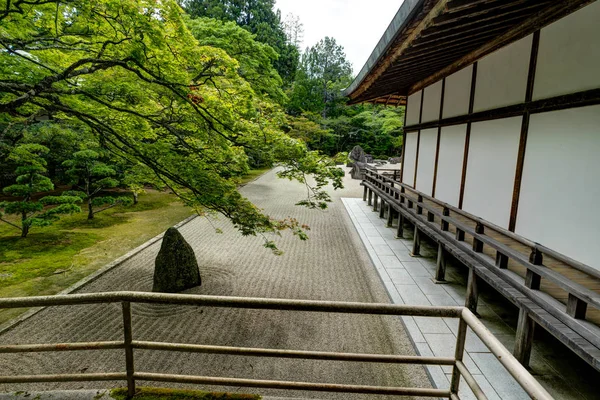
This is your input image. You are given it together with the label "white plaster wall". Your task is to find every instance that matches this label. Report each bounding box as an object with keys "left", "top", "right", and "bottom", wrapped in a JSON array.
[
  {"left": 406, "top": 91, "right": 422, "bottom": 126},
  {"left": 415, "top": 128, "right": 438, "bottom": 196},
  {"left": 473, "top": 35, "right": 532, "bottom": 112},
  {"left": 515, "top": 106, "right": 600, "bottom": 270},
  {"left": 443, "top": 66, "right": 472, "bottom": 119},
  {"left": 421, "top": 80, "right": 443, "bottom": 123},
  {"left": 462, "top": 117, "right": 522, "bottom": 228},
  {"left": 434, "top": 125, "right": 467, "bottom": 207},
  {"left": 533, "top": 2, "right": 600, "bottom": 100},
  {"left": 402, "top": 131, "right": 418, "bottom": 187}
]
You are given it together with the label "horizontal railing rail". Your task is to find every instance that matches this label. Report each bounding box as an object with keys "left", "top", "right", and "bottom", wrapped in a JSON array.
[
  {"left": 0, "top": 292, "right": 552, "bottom": 399},
  {"left": 363, "top": 170, "right": 600, "bottom": 351},
  {"left": 365, "top": 169, "right": 600, "bottom": 280}
]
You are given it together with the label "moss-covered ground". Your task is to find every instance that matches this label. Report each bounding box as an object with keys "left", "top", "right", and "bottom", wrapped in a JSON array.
[
  {"left": 0, "top": 189, "right": 193, "bottom": 324},
  {"left": 109, "top": 387, "right": 260, "bottom": 400}
]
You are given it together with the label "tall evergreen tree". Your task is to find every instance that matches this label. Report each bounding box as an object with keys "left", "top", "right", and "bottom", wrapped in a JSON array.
[
  {"left": 181, "top": 0, "right": 299, "bottom": 85},
  {"left": 288, "top": 37, "right": 353, "bottom": 118}
]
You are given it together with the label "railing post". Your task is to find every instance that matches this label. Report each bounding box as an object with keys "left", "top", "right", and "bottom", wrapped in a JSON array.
[
  {"left": 417, "top": 195, "right": 423, "bottom": 215},
  {"left": 373, "top": 193, "right": 379, "bottom": 212},
  {"left": 451, "top": 317, "right": 468, "bottom": 396},
  {"left": 566, "top": 294, "right": 588, "bottom": 319},
  {"left": 441, "top": 207, "right": 450, "bottom": 231},
  {"left": 122, "top": 301, "right": 135, "bottom": 397},
  {"left": 495, "top": 252, "right": 509, "bottom": 269},
  {"left": 363, "top": 185, "right": 368, "bottom": 201},
  {"left": 427, "top": 211, "right": 435, "bottom": 222},
  {"left": 466, "top": 269, "right": 478, "bottom": 314},
  {"left": 387, "top": 206, "right": 394, "bottom": 227},
  {"left": 435, "top": 242, "right": 446, "bottom": 282},
  {"left": 514, "top": 308, "right": 535, "bottom": 366},
  {"left": 400, "top": 187, "right": 405, "bottom": 204},
  {"left": 368, "top": 188, "right": 373, "bottom": 206},
  {"left": 379, "top": 200, "right": 386, "bottom": 219},
  {"left": 411, "top": 227, "right": 421, "bottom": 256},
  {"left": 472, "top": 222, "right": 484, "bottom": 252},
  {"left": 396, "top": 214, "right": 404, "bottom": 239},
  {"left": 526, "top": 249, "right": 542, "bottom": 290}
]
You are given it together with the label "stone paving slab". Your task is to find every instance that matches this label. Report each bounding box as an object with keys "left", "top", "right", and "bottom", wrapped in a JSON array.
[{"left": 342, "top": 197, "right": 525, "bottom": 400}]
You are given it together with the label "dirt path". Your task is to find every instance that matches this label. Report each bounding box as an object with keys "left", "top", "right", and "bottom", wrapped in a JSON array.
[{"left": 0, "top": 168, "right": 431, "bottom": 399}]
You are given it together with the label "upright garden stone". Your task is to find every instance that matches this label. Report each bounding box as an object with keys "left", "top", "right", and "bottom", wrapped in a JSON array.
[
  {"left": 153, "top": 227, "right": 201, "bottom": 293},
  {"left": 349, "top": 145, "right": 367, "bottom": 163}
]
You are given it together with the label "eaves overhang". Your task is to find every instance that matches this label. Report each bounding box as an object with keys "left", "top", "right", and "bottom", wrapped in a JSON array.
[{"left": 344, "top": 0, "right": 596, "bottom": 107}]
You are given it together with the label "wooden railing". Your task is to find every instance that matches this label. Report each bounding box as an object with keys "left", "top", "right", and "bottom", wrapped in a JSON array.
[
  {"left": 0, "top": 292, "right": 554, "bottom": 400},
  {"left": 362, "top": 169, "right": 600, "bottom": 370}
]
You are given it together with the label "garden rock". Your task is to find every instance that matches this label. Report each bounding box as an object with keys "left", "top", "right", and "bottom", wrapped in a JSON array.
[
  {"left": 349, "top": 145, "right": 367, "bottom": 163},
  {"left": 153, "top": 227, "right": 201, "bottom": 293}
]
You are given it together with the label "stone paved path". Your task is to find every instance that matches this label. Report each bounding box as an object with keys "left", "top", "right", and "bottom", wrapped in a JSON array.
[
  {"left": 0, "top": 168, "right": 430, "bottom": 399},
  {"left": 343, "top": 197, "right": 598, "bottom": 400}
]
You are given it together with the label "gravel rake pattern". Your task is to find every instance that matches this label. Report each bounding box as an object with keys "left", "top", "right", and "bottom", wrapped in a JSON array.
[{"left": 0, "top": 169, "right": 431, "bottom": 399}]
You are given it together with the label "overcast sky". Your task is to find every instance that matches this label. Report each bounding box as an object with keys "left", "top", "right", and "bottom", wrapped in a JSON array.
[{"left": 275, "top": 0, "right": 405, "bottom": 75}]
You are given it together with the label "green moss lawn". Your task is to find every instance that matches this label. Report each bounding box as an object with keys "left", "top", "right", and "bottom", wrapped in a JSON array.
[
  {"left": 0, "top": 189, "right": 193, "bottom": 324},
  {"left": 110, "top": 387, "right": 260, "bottom": 400}
]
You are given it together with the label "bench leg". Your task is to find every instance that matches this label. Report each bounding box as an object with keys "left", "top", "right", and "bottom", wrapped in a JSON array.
[
  {"left": 435, "top": 242, "right": 446, "bottom": 282},
  {"left": 396, "top": 214, "right": 404, "bottom": 239},
  {"left": 514, "top": 309, "right": 535, "bottom": 367},
  {"left": 411, "top": 227, "right": 420, "bottom": 256},
  {"left": 465, "top": 269, "right": 478, "bottom": 314}
]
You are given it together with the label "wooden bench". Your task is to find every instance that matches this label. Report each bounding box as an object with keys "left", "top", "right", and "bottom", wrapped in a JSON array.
[{"left": 361, "top": 171, "right": 600, "bottom": 372}]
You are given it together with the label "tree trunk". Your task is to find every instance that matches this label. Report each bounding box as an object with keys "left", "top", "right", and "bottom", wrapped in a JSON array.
[
  {"left": 133, "top": 192, "right": 138, "bottom": 205},
  {"left": 87, "top": 198, "right": 94, "bottom": 220},
  {"left": 21, "top": 211, "right": 29, "bottom": 238}
]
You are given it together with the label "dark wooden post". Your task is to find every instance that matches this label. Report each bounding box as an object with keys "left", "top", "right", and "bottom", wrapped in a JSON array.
[
  {"left": 526, "top": 248, "right": 542, "bottom": 290},
  {"left": 472, "top": 222, "right": 484, "bottom": 252},
  {"left": 396, "top": 214, "right": 404, "bottom": 239},
  {"left": 514, "top": 308, "right": 535, "bottom": 366},
  {"left": 363, "top": 186, "right": 368, "bottom": 201},
  {"left": 400, "top": 187, "right": 405, "bottom": 204},
  {"left": 465, "top": 268, "right": 478, "bottom": 314},
  {"left": 411, "top": 227, "right": 421, "bottom": 256},
  {"left": 122, "top": 301, "right": 136, "bottom": 397},
  {"left": 387, "top": 206, "right": 394, "bottom": 227},
  {"left": 435, "top": 242, "right": 446, "bottom": 282},
  {"left": 368, "top": 188, "right": 373, "bottom": 206},
  {"left": 456, "top": 228, "right": 465, "bottom": 241},
  {"left": 417, "top": 195, "right": 423, "bottom": 215},
  {"left": 495, "top": 251, "right": 509, "bottom": 269},
  {"left": 379, "top": 200, "right": 386, "bottom": 219},
  {"left": 566, "top": 294, "right": 588, "bottom": 319},
  {"left": 373, "top": 193, "right": 379, "bottom": 212},
  {"left": 427, "top": 211, "right": 435, "bottom": 222},
  {"left": 441, "top": 207, "right": 449, "bottom": 231}
]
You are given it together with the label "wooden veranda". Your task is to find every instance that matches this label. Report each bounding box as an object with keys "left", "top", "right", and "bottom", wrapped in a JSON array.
[{"left": 362, "top": 169, "right": 600, "bottom": 372}]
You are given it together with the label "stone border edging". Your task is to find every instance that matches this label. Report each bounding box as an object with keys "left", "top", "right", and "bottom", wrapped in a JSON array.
[{"left": 0, "top": 214, "right": 198, "bottom": 336}]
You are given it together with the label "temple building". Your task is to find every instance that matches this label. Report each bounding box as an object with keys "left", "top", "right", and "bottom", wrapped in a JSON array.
[{"left": 345, "top": 0, "right": 600, "bottom": 375}]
